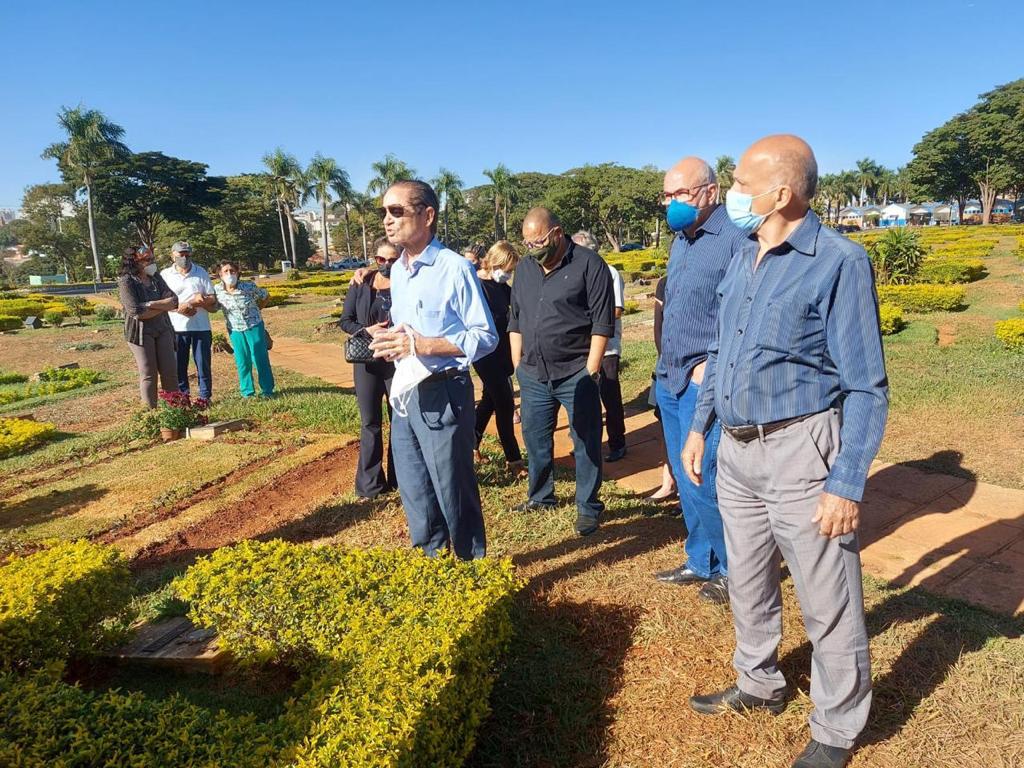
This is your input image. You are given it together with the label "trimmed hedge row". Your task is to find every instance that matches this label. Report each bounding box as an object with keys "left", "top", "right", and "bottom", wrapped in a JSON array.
[
  {"left": 0, "top": 372, "right": 28, "bottom": 385},
  {"left": 175, "top": 541, "right": 521, "bottom": 767},
  {"left": 0, "top": 367, "right": 102, "bottom": 407},
  {"left": 0, "top": 541, "right": 131, "bottom": 669},
  {"left": 878, "top": 303, "right": 904, "bottom": 335},
  {"left": 994, "top": 317, "right": 1024, "bottom": 351},
  {"left": 0, "top": 418, "right": 57, "bottom": 459},
  {"left": 0, "top": 315, "right": 20, "bottom": 331},
  {"left": 875, "top": 284, "right": 966, "bottom": 313},
  {"left": 918, "top": 258, "right": 986, "bottom": 284},
  {"left": 0, "top": 300, "right": 45, "bottom": 319}
]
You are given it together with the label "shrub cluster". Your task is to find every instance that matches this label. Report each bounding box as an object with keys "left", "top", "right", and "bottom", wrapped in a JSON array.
[
  {"left": 0, "top": 371, "right": 28, "bottom": 385},
  {"left": 0, "top": 299, "right": 45, "bottom": 319},
  {"left": 994, "top": 317, "right": 1024, "bottom": 351},
  {"left": 175, "top": 541, "right": 521, "bottom": 767},
  {"left": 42, "top": 310, "right": 65, "bottom": 327},
  {"left": 0, "top": 315, "right": 20, "bottom": 331},
  {"left": 0, "top": 417, "right": 57, "bottom": 459},
  {"left": 875, "top": 284, "right": 966, "bottom": 313},
  {"left": 917, "top": 257, "right": 986, "bottom": 284},
  {"left": 0, "top": 541, "right": 131, "bottom": 669},
  {"left": 878, "top": 303, "right": 904, "bottom": 335},
  {"left": 0, "top": 367, "right": 102, "bottom": 407},
  {"left": 94, "top": 304, "right": 117, "bottom": 321}
]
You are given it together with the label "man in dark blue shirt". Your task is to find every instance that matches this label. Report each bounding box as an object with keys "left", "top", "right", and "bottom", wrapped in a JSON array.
[
  {"left": 684, "top": 135, "right": 888, "bottom": 768},
  {"left": 653, "top": 157, "right": 745, "bottom": 604}
]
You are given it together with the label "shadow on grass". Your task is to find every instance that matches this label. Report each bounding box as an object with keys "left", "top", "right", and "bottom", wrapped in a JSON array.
[{"left": 0, "top": 482, "right": 107, "bottom": 531}]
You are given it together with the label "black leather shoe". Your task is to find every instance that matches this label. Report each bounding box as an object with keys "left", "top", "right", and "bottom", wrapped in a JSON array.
[
  {"left": 689, "top": 686, "right": 787, "bottom": 715},
  {"left": 604, "top": 446, "right": 627, "bottom": 462},
  {"left": 654, "top": 565, "right": 708, "bottom": 585},
  {"left": 698, "top": 575, "right": 730, "bottom": 605},
  {"left": 514, "top": 500, "right": 556, "bottom": 513},
  {"left": 574, "top": 513, "right": 600, "bottom": 536},
  {"left": 791, "top": 739, "right": 852, "bottom": 768}
]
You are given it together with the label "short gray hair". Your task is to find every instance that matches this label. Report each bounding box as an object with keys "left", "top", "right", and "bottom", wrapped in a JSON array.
[{"left": 571, "top": 230, "right": 600, "bottom": 251}]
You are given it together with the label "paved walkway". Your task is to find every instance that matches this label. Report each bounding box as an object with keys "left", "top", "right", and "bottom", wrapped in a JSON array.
[{"left": 268, "top": 334, "right": 1024, "bottom": 616}]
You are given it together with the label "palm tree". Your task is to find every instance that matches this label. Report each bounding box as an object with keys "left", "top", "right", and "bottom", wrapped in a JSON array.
[
  {"left": 42, "top": 106, "right": 129, "bottom": 281},
  {"left": 431, "top": 168, "right": 464, "bottom": 243},
  {"left": 262, "top": 148, "right": 300, "bottom": 262},
  {"left": 855, "top": 158, "right": 881, "bottom": 205},
  {"left": 349, "top": 192, "right": 377, "bottom": 260},
  {"left": 714, "top": 155, "right": 736, "bottom": 201},
  {"left": 483, "top": 164, "right": 517, "bottom": 239},
  {"left": 367, "top": 154, "right": 416, "bottom": 200},
  {"left": 283, "top": 160, "right": 306, "bottom": 263},
  {"left": 302, "top": 153, "right": 351, "bottom": 267},
  {"left": 876, "top": 169, "right": 898, "bottom": 205}
]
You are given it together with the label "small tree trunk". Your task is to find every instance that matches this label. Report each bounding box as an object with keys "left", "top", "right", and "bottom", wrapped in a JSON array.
[
  {"left": 285, "top": 206, "right": 299, "bottom": 265},
  {"left": 84, "top": 179, "right": 102, "bottom": 282},
  {"left": 342, "top": 207, "right": 353, "bottom": 257},
  {"left": 321, "top": 202, "right": 330, "bottom": 267},
  {"left": 276, "top": 198, "right": 290, "bottom": 262},
  {"left": 360, "top": 219, "right": 368, "bottom": 260},
  {"left": 655, "top": 217, "right": 661, "bottom": 248}
]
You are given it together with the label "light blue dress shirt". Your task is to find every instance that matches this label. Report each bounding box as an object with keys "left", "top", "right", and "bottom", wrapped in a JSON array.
[{"left": 389, "top": 238, "right": 497, "bottom": 372}]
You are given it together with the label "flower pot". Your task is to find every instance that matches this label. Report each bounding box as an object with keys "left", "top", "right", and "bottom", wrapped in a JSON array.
[{"left": 160, "top": 427, "right": 183, "bottom": 442}]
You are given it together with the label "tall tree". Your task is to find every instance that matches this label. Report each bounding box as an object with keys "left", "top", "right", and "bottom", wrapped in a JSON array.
[
  {"left": 367, "top": 154, "right": 416, "bottom": 199},
  {"left": 854, "top": 158, "right": 882, "bottom": 205},
  {"left": 483, "top": 163, "right": 518, "bottom": 239},
  {"left": 714, "top": 155, "right": 736, "bottom": 202},
  {"left": 92, "top": 152, "right": 218, "bottom": 257},
  {"left": 262, "top": 148, "right": 300, "bottom": 262},
  {"left": 303, "top": 153, "right": 351, "bottom": 267},
  {"left": 42, "top": 106, "right": 129, "bottom": 281},
  {"left": 19, "top": 183, "right": 83, "bottom": 280},
  {"left": 431, "top": 168, "right": 464, "bottom": 244}
]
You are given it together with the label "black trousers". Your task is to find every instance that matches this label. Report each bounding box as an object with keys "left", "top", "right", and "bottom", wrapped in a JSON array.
[
  {"left": 354, "top": 360, "right": 396, "bottom": 497},
  {"left": 474, "top": 365, "right": 522, "bottom": 462},
  {"left": 599, "top": 354, "right": 626, "bottom": 451}
]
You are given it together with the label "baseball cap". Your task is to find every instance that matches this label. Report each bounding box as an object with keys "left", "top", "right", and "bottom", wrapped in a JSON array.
[{"left": 171, "top": 241, "right": 193, "bottom": 254}]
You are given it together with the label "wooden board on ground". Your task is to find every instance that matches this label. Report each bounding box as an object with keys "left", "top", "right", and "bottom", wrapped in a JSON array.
[
  {"left": 107, "top": 615, "right": 227, "bottom": 674},
  {"left": 187, "top": 419, "right": 250, "bottom": 441}
]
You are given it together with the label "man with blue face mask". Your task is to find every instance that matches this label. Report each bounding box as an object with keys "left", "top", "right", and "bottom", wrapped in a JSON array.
[
  {"left": 652, "top": 157, "right": 745, "bottom": 604},
  {"left": 682, "top": 135, "right": 888, "bottom": 768}
]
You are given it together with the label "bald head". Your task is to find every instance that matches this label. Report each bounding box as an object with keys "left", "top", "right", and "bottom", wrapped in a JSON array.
[
  {"left": 740, "top": 135, "right": 818, "bottom": 203},
  {"left": 663, "top": 156, "right": 716, "bottom": 193},
  {"left": 522, "top": 207, "right": 561, "bottom": 235}
]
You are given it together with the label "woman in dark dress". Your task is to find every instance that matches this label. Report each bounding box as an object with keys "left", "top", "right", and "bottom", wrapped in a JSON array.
[
  {"left": 340, "top": 238, "right": 399, "bottom": 498},
  {"left": 117, "top": 245, "right": 179, "bottom": 408},
  {"left": 473, "top": 241, "right": 524, "bottom": 473}
]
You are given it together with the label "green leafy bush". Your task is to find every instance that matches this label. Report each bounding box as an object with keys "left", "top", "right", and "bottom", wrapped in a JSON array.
[
  {"left": 0, "top": 372, "right": 27, "bottom": 385},
  {"left": 0, "top": 299, "right": 45, "bottom": 319},
  {"left": 94, "top": 304, "right": 117, "bottom": 321},
  {"left": 0, "top": 417, "right": 56, "bottom": 458},
  {"left": 878, "top": 303, "right": 904, "bottom": 335},
  {"left": 0, "top": 367, "right": 102, "bottom": 406},
  {"left": 917, "top": 258, "right": 986, "bottom": 284},
  {"left": 994, "top": 318, "right": 1024, "bottom": 351},
  {"left": 175, "top": 541, "right": 521, "bottom": 766},
  {"left": 867, "top": 228, "right": 927, "bottom": 285},
  {"left": 0, "top": 541, "right": 131, "bottom": 669},
  {"left": 875, "top": 284, "right": 966, "bottom": 313},
  {"left": 0, "top": 315, "right": 20, "bottom": 331},
  {"left": 42, "top": 310, "right": 65, "bottom": 327}
]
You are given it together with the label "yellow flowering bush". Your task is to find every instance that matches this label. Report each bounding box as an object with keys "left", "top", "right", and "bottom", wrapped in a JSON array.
[
  {"left": 876, "top": 284, "right": 966, "bottom": 312},
  {"left": 917, "top": 257, "right": 986, "bottom": 284},
  {"left": 0, "top": 299, "right": 46, "bottom": 319},
  {"left": 0, "top": 367, "right": 101, "bottom": 406},
  {"left": 994, "top": 317, "right": 1024, "bottom": 351},
  {"left": 0, "top": 541, "right": 131, "bottom": 669},
  {"left": 0, "top": 315, "right": 20, "bottom": 331},
  {"left": 0, "top": 418, "right": 57, "bottom": 458},
  {"left": 878, "top": 303, "right": 904, "bottom": 335}
]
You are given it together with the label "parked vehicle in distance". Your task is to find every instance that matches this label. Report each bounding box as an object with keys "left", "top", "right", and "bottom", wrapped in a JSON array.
[{"left": 619, "top": 242, "right": 643, "bottom": 252}]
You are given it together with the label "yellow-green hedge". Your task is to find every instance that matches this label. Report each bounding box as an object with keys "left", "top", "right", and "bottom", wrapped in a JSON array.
[
  {"left": 878, "top": 303, "right": 904, "bottom": 335},
  {"left": 917, "top": 258, "right": 986, "bottom": 284},
  {"left": 0, "top": 418, "right": 56, "bottom": 459},
  {"left": 994, "top": 317, "right": 1024, "bottom": 351},
  {"left": 875, "top": 284, "right": 966, "bottom": 313},
  {"left": 175, "top": 541, "right": 521, "bottom": 767},
  {"left": 0, "top": 315, "right": 21, "bottom": 331},
  {"left": 0, "top": 541, "right": 131, "bottom": 669},
  {"left": 0, "top": 367, "right": 102, "bottom": 407},
  {"left": 0, "top": 300, "right": 45, "bottom": 319}
]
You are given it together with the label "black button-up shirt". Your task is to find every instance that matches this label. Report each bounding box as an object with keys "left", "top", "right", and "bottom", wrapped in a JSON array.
[{"left": 509, "top": 239, "right": 615, "bottom": 382}]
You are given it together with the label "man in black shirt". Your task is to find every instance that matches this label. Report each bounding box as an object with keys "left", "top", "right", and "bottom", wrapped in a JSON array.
[{"left": 509, "top": 208, "right": 615, "bottom": 535}]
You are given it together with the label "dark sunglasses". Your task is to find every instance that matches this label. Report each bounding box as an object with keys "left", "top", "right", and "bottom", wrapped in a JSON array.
[{"left": 377, "top": 203, "right": 424, "bottom": 219}]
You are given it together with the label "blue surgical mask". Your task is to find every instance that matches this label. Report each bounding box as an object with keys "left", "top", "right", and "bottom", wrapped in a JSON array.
[
  {"left": 725, "top": 187, "right": 780, "bottom": 233},
  {"left": 666, "top": 200, "right": 699, "bottom": 232}
]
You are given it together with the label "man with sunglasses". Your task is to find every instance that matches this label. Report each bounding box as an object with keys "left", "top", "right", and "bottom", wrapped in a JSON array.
[
  {"left": 653, "top": 157, "right": 746, "bottom": 605},
  {"left": 368, "top": 180, "right": 496, "bottom": 560},
  {"left": 509, "top": 207, "right": 615, "bottom": 536}
]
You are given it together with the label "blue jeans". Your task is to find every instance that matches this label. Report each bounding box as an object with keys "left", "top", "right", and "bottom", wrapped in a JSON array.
[
  {"left": 391, "top": 371, "right": 486, "bottom": 560},
  {"left": 657, "top": 378, "right": 726, "bottom": 578},
  {"left": 175, "top": 330, "right": 213, "bottom": 400},
  {"left": 517, "top": 366, "right": 604, "bottom": 520}
]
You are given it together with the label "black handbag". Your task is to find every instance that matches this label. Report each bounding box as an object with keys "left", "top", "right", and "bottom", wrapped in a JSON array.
[{"left": 345, "top": 330, "right": 375, "bottom": 364}]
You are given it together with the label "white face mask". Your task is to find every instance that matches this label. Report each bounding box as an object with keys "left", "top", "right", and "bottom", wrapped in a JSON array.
[
  {"left": 491, "top": 268, "right": 510, "bottom": 284},
  {"left": 389, "top": 355, "right": 432, "bottom": 418},
  {"left": 143, "top": 263, "right": 158, "bottom": 276},
  {"left": 223, "top": 273, "right": 238, "bottom": 287}
]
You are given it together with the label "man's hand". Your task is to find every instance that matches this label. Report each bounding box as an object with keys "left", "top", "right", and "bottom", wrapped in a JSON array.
[
  {"left": 350, "top": 267, "right": 371, "bottom": 286},
  {"left": 369, "top": 324, "right": 416, "bottom": 362},
  {"left": 176, "top": 306, "right": 197, "bottom": 317},
  {"left": 812, "top": 492, "right": 860, "bottom": 538},
  {"left": 681, "top": 431, "right": 705, "bottom": 486}
]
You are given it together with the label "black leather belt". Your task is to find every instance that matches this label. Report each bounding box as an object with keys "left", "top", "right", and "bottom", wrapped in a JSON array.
[
  {"left": 722, "top": 413, "right": 813, "bottom": 443},
  {"left": 423, "top": 367, "right": 464, "bottom": 383}
]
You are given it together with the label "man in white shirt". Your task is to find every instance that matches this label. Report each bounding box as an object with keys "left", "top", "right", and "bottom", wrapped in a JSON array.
[
  {"left": 572, "top": 231, "right": 627, "bottom": 462},
  {"left": 160, "top": 242, "right": 217, "bottom": 401}
]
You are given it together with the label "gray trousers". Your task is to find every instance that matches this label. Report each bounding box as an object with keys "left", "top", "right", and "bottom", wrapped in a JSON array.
[
  {"left": 717, "top": 408, "right": 871, "bottom": 750},
  {"left": 391, "top": 372, "right": 486, "bottom": 560},
  {"left": 128, "top": 327, "right": 178, "bottom": 408}
]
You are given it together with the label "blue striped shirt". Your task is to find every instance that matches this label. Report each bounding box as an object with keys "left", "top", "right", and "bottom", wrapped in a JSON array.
[
  {"left": 656, "top": 204, "right": 745, "bottom": 395},
  {"left": 691, "top": 210, "right": 889, "bottom": 501}
]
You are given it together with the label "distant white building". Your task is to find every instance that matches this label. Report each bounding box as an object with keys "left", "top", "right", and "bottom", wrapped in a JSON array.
[{"left": 879, "top": 203, "right": 910, "bottom": 227}]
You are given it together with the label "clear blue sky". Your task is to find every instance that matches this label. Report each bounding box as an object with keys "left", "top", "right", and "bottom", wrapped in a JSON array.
[{"left": 2, "top": 0, "right": 1021, "bottom": 211}]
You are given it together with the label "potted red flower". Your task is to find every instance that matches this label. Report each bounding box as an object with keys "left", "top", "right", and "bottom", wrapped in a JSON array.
[{"left": 156, "top": 391, "right": 209, "bottom": 442}]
